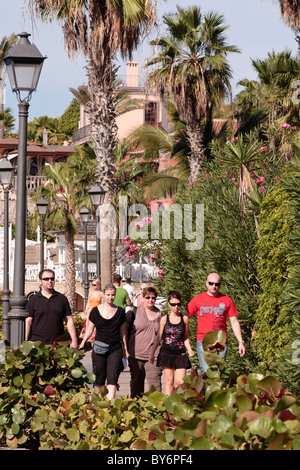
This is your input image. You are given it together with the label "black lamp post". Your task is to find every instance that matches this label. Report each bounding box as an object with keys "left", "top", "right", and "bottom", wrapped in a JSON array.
[
  {"left": 80, "top": 205, "right": 90, "bottom": 310},
  {"left": 36, "top": 195, "right": 48, "bottom": 272},
  {"left": 88, "top": 183, "right": 106, "bottom": 284},
  {"left": 4, "top": 32, "right": 46, "bottom": 348},
  {"left": 0, "top": 156, "right": 15, "bottom": 344}
]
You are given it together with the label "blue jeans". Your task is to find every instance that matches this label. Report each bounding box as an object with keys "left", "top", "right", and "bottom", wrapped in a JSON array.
[{"left": 196, "top": 340, "right": 228, "bottom": 376}]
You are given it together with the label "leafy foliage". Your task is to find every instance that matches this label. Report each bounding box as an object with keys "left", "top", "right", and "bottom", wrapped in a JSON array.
[
  {"left": 276, "top": 154, "right": 300, "bottom": 396},
  {"left": 0, "top": 342, "right": 93, "bottom": 449},
  {"left": 30, "top": 354, "right": 300, "bottom": 450},
  {"left": 149, "top": 161, "right": 259, "bottom": 373},
  {"left": 58, "top": 98, "right": 80, "bottom": 137},
  {"left": 253, "top": 182, "right": 293, "bottom": 372},
  {"left": 1, "top": 338, "right": 300, "bottom": 450}
]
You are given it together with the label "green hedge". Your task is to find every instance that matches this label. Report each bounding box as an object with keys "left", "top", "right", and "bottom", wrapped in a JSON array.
[{"left": 0, "top": 342, "right": 300, "bottom": 450}]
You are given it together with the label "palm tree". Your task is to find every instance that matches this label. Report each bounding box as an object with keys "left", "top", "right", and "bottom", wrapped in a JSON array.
[
  {"left": 251, "top": 51, "right": 300, "bottom": 124},
  {"left": 0, "top": 107, "right": 15, "bottom": 135},
  {"left": 27, "top": 115, "right": 62, "bottom": 143},
  {"left": 28, "top": 0, "right": 157, "bottom": 285},
  {"left": 0, "top": 34, "right": 18, "bottom": 138},
  {"left": 279, "top": 0, "right": 300, "bottom": 33},
  {"left": 215, "top": 134, "right": 266, "bottom": 209},
  {"left": 31, "top": 150, "right": 96, "bottom": 312},
  {"left": 146, "top": 5, "right": 240, "bottom": 182}
]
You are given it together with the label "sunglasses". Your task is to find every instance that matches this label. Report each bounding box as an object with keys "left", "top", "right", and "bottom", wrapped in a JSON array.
[
  {"left": 42, "top": 277, "right": 55, "bottom": 281},
  {"left": 145, "top": 296, "right": 156, "bottom": 300},
  {"left": 208, "top": 282, "right": 220, "bottom": 286},
  {"left": 92, "top": 284, "right": 97, "bottom": 286},
  {"left": 169, "top": 302, "right": 181, "bottom": 307}
]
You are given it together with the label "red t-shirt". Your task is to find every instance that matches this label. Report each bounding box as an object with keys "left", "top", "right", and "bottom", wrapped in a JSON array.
[{"left": 186, "top": 292, "right": 238, "bottom": 341}]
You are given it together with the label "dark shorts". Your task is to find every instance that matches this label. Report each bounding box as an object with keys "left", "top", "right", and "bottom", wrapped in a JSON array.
[
  {"left": 157, "top": 351, "right": 191, "bottom": 370},
  {"left": 92, "top": 347, "right": 123, "bottom": 387}
]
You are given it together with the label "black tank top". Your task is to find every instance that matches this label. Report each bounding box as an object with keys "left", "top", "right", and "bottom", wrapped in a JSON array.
[{"left": 161, "top": 314, "right": 185, "bottom": 354}]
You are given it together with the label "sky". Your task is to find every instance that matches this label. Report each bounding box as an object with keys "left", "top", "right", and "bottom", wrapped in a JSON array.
[{"left": 0, "top": 0, "right": 298, "bottom": 129}]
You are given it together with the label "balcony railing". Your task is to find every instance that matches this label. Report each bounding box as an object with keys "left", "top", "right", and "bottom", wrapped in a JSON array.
[
  {"left": 72, "top": 124, "right": 93, "bottom": 143},
  {"left": 10, "top": 175, "right": 46, "bottom": 192}
]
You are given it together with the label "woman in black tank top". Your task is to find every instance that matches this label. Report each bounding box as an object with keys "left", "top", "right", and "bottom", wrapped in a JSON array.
[{"left": 149, "top": 290, "right": 194, "bottom": 395}]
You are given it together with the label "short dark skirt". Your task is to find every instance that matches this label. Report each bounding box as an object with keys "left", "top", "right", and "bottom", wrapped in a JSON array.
[{"left": 157, "top": 350, "right": 191, "bottom": 370}]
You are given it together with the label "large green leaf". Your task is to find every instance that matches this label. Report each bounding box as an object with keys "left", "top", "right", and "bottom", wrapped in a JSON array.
[
  {"left": 203, "top": 351, "right": 226, "bottom": 367},
  {"left": 256, "top": 376, "right": 283, "bottom": 397},
  {"left": 203, "top": 330, "right": 226, "bottom": 352},
  {"left": 173, "top": 403, "right": 195, "bottom": 420},
  {"left": 248, "top": 416, "right": 274, "bottom": 438},
  {"left": 189, "top": 437, "right": 214, "bottom": 450}
]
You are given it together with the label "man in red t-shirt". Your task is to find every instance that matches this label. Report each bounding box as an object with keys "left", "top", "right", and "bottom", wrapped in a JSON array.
[{"left": 185, "top": 273, "right": 245, "bottom": 375}]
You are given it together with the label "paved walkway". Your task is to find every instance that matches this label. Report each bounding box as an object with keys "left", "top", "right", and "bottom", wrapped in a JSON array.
[
  {"left": 81, "top": 351, "right": 131, "bottom": 397},
  {"left": 81, "top": 351, "right": 165, "bottom": 398}
]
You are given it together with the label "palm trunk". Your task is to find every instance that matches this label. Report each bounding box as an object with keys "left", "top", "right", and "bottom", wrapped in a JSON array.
[
  {"left": 65, "top": 230, "right": 76, "bottom": 313},
  {"left": 186, "top": 121, "right": 206, "bottom": 182},
  {"left": 86, "top": 58, "right": 119, "bottom": 287}
]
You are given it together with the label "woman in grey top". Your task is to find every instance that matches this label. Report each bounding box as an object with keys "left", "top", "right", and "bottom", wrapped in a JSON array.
[{"left": 125, "top": 286, "right": 162, "bottom": 398}]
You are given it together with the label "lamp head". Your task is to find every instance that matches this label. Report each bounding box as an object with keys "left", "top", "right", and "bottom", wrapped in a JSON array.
[
  {"left": 4, "top": 32, "right": 46, "bottom": 102},
  {"left": 0, "top": 155, "right": 15, "bottom": 189},
  {"left": 88, "top": 183, "right": 106, "bottom": 207},
  {"left": 36, "top": 195, "right": 48, "bottom": 217},
  {"left": 80, "top": 205, "right": 90, "bottom": 224}
]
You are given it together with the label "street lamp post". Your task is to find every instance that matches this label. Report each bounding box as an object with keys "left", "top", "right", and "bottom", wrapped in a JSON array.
[
  {"left": 80, "top": 206, "right": 90, "bottom": 310},
  {"left": 36, "top": 195, "right": 48, "bottom": 272},
  {"left": 88, "top": 183, "right": 106, "bottom": 285},
  {"left": 0, "top": 156, "right": 15, "bottom": 344},
  {"left": 4, "top": 32, "right": 46, "bottom": 348}
]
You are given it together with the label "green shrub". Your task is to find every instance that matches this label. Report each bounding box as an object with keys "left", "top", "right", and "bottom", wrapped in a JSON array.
[
  {"left": 253, "top": 184, "right": 292, "bottom": 372},
  {"left": 1, "top": 339, "right": 300, "bottom": 450},
  {"left": 0, "top": 342, "right": 94, "bottom": 449},
  {"left": 32, "top": 335, "right": 300, "bottom": 450},
  {"left": 35, "top": 367, "right": 300, "bottom": 450}
]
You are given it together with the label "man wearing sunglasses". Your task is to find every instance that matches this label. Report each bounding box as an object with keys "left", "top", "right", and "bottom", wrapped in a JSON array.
[
  {"left": 25, "top": 269, "right": 78, "bottom": 348},
  {"left": 185, "top": 272, "right": 245, "bottom": 376}
]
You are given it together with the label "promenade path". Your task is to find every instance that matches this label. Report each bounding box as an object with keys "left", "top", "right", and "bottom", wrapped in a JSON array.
[
  {"left": 81, "top": 351, "right": 131, "bottom": 397},
  {"left": 81, "top": 351, "right": 165, "bottom": 397}
]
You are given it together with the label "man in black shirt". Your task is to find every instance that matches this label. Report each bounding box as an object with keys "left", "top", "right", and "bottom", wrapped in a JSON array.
[{"left": 25, "top": 269, "right": 78, "bottom": 348}]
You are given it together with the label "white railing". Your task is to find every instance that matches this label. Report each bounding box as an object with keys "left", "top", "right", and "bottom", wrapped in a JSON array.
[
  {"left": 25, "top": 262, "right": 158, "bottom": 283},
  {"left": 25, "top": 263, "right": 97, "bottom": 282},
  {"left": 116, "top": 263, "right": 158, "bottom": 283}
]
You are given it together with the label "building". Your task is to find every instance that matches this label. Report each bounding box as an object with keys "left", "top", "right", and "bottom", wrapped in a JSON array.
[{"left": 72, "top": 61, "right": 171, "bottom": 146}]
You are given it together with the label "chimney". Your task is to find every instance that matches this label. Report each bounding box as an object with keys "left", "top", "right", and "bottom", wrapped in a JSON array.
[
  {"left": 43, "top": 128, "right": 48, "bottom": 146},
  {"left": 126, "top": 61, "right": 139, "bottom": 87}
]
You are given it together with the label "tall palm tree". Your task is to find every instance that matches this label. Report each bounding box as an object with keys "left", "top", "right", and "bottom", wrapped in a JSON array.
[
  {"left": 28, "top": 0, "right": 157, "bottom": 285},
  {"left": 0, "top": 34, "right": 18, "bottom": 138},
  {"left": 146, "top": 5, "right": 240, "bottom": 182},
  {"left": 235, "top": 50, "right": 300, "bottom": 148},
  {"left": 251, "top": 50, "right": 300, "bottom": 124}
]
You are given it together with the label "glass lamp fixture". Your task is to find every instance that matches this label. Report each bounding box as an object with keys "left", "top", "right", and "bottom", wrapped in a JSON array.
[
  {"left": 88, "top": 183, "right": 106, "bottom": 207},
  {"left": 4, "top": 32, "right": 46, "bottom": 102}
]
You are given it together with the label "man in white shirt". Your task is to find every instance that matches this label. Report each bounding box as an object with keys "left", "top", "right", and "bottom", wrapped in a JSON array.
[{"left": 123, "top": 277, "right": 136, "bottom": 310}]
